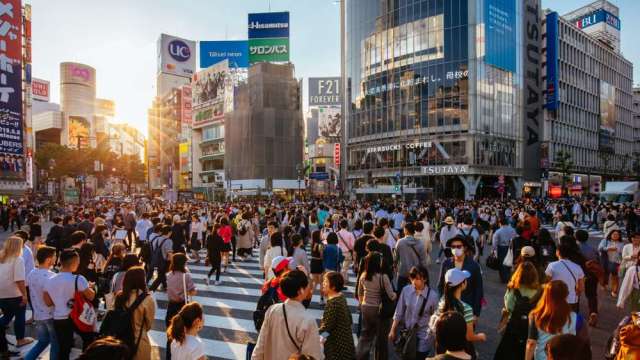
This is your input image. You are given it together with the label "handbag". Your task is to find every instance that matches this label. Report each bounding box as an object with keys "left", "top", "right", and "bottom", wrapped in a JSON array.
[
  {"left": 378, "top": 274, "right": 396, "bottom": 319},
  {"left": 503, "top": 246, "right": 514, "bottom": 268},
  {"left": 395, "top": 289, "right": 431, "bottom": 360},
  {"left": 486, "top": 250, "right": 501, "bottom": 270}
]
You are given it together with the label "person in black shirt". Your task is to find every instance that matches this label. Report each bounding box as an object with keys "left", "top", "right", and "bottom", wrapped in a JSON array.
[{"left": 354, "top": 222, "right": 375, "bottom": 274}]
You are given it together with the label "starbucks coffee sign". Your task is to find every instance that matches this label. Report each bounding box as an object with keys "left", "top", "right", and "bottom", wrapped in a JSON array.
[{"left": 421, "top": 165, "right": 469, "bottom": 175}]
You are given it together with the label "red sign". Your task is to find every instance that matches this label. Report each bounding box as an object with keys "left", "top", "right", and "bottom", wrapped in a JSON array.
[
  {"left": 31, "top": 78, "right": 49, "bottom": 101},
  {"left": 2, "top": 1, "right": 22, "bottom": 60},
  {"left": 333, "top": 143, "right": 341, "bottom": 166},
  {"left": 182, "top": 85, "right": 192, "bottom": 125},
  {"left": 24, "top": 19, "right": 30, "bottom": 63},
  {"left": 549, "top": 185, "right": 562, "bottom": 198}
]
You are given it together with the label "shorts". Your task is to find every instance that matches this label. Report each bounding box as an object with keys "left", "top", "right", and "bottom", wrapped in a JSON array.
[
  {"left": 607, "top": 262, "right": 619, "bottom": 275},
  {"left": 221, "top": 242, "right": 232, "bottom": 252}
]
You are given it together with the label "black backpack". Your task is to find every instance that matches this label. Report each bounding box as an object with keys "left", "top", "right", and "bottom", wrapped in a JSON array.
[
  {"left": 151, "top": 237, "right": 168, "bottom": 269},
  {"left": 99, "top": 293, "right": 148, "bottom": 358},
  {"left": 238, "top": 221, "right": 248, "bottom": 236},
  {"left": 253, "top": 285, "right": 280, "bottom": 332},
  {"left": 505, "top": 289, "right": 540, "bottom": 341}
]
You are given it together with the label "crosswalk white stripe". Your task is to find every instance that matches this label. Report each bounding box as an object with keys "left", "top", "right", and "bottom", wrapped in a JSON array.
[{"left": 188, "top": 263, "right": 359, "bottom": 283}]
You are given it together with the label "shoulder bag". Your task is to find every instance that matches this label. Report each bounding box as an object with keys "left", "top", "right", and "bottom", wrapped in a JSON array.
[
  {"left": 378, "top": 274, "right": 396, "bottom": 319},
  {"left": 395, "top": 288, "right": 432, "bottom": 360},
  {"left": 282, "top": 303, "right": 302, "bottom": 355}
]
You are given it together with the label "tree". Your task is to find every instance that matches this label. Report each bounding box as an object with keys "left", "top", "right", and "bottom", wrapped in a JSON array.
[{"left": 555, "top": 149, "right": 573, "bottom": 196}]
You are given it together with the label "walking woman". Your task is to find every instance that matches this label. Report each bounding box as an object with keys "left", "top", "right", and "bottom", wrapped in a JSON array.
[
  {"left": 356, "top": 252, "right": 396, "bottom": 360},
  {"left": 617, "top": 240, "right": 640, "bottom": 312},
  {"left": 525, "top": 281, "right": 585, "bottom": 360},
  {"left": 598, "top": 229, "right": 624, "bottom": 297},
  {"left": 206, "top": 223, "right": 224, "bottom": 286},
  {"left": 320, "top": 271, "right": 356, "bottom": 360},
  {"left": 494, "top": 261, "right": 542, "bottom": 360},
  {"left": 263, "top": 232, "right": 288, "bottom": 280},
  {"left": 0, "top": 236, "right": 32, "bottom": 356},
  {"left": 168, "top": 302, "right": 206, "bottom": 360},
  {"left": 164, "top": 253, "right": 197, "bottom": 360},
  {"left": 217, "top": 218, "right": 233, "bottom": 272},
  {"left": 189, "top": 215, "right": 204, "bottom": 264},
  {"left": 323, "top": 232, "right": 344, "bottom": 274},
  {"left": 113, "top": 266, "right": 156, "bottom": 360},
  {"left": 309, "top": 230, "right": 325, "bottom": 305}
]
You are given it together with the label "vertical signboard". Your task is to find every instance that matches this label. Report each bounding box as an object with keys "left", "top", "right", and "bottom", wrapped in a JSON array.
[
  {"left": 522, "top": 0, "right": 542, "bottom": 181},
  {"left": 200, "top": 41, "right": 249, "bottom": 68},
  {"left": 485, "top": 0, "right": 516, "bottom": 73},
  {"left": 248, "top": 12, "right": 290, "bottom": 64},
  {"left": 181, "top": 85, "right": 192, "bottom": 125},
  {"left": 598, "top": 81, "right": 616, "bottom": 152},
  {"left": 545, "top": 12, "right": 559, "bottom": 111},
  {"left": 308, "top": 77, "right": 341, "bottom": 106},
  {"left": 158, "top": 34, "right": 196, "bottom": 78},
  {"left": 0, "top": 0, "right": 24, "bottom": 182},
  {"left": 333, "top": 143, "right": 341, "bottom": 166}
]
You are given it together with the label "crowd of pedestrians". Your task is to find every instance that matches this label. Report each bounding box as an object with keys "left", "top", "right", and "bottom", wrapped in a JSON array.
[{"left": 0, "top": 197, "right": 636, "bottom": 360}]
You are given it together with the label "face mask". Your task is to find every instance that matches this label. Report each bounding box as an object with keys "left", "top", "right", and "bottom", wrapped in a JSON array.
[{"left": 453, "top": 248, "right": 464, "bottom": 257}]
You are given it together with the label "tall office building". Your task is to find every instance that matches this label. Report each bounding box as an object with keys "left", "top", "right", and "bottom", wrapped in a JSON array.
[{"left": 543, "top": 1, "right": 634, "bottom": 196}]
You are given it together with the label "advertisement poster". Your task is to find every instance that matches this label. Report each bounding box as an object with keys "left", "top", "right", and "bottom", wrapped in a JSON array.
[
  {"left": 31, "top": 78, "right": 50, "bottom": 102},
  {"left": 248, "top": 37, "right": 289, "bottom": 63},
  {"left": 158, "top": 34, "right": 196, "bottom": 78},
  {"left": 318, "top": 107, "right": 342, "bottom": 139},
  {"left": 309, "top": 77, "right": 341, "bottom": 106},
  {"left": 192, "top": 60, "right": 229, "bottom": 109},
  {"left": 68, "top": 117, "right": 90, "bottom": 149},
  {"left": 248, "top": 12, "right": 290, "bottom": 39},
  {"left": 200, "top": 40, "right": 249, "bottom": 68},
  {"left": 600, "top": 81, "right": 616, "bottom": 133},
  {"left": 485, "top": 0, "right": 516, "bottom": 73}
]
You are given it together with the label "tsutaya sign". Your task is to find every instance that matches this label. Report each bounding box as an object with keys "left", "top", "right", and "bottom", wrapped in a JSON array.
[
  {"left": 365, "top": 141, "right": 432, "bottom": 154},
  {"left": 421, "top": 165, "right": 469, "bottom": 175}
]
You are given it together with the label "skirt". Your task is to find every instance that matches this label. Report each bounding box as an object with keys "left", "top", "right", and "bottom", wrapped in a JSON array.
[
  {"left": 190, "top": 233, "right": 202, "bottom": 251},
  {"left": 310, "top": 258, "right": 324, "bottom": 274},
  {"left": 221, "top": 241, "right": 232, "bottom": 252}
]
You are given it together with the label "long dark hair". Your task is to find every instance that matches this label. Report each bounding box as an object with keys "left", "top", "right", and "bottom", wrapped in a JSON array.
[
  {"left": 167, "top": 302, "right": 203, "bottom": 345},
  {"left": 362, "top": 253, "right": 382, "bottom": 281},
  {"left": 114, "top": 267, "right": 148, "bottom": 309},
  {"left": 441, "top": 281, "right": 466, "bottom": 315}
]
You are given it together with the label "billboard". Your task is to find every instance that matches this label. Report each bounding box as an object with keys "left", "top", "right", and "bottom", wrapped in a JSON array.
[
  {"left": 0, "top": 0, "right": 23, "bottom": 162},
  {"left": 309, "top": 77, "right": 341, "bottom": 106},
  {"left": 158, "top": 34, "right": 196, "bottom": 78},
  {"left": 192, "top": 60, "right": 232, "bottom": 127},
  {"left": 249, "top": 38, "right": 289, "bottom": 64},
  {"left": 68, "top": 116, "right": 90, "bottom": 149},
  {"left": 200, "top": 41, "right": 249, "bottom": 68},
  {"left": 599, "top": 81, "right": 616, "bottom": 152},
  {"left": 31, "top": 78, "right": 50, "bottom": 102},
  {"left": 575, "top": 9, "right": 620, "bottom": 30},
  {"left": 545, "top": 12, "right": 560, "bottom": 111},
  {"left": 318, "top": 107, "right": 341, "bottom": 139},
  {"left": 248, "top": 12, "right": 290, "bottom": 39},
  {"left": 485, "top": 0, "right": 516, "bottom": 73}
]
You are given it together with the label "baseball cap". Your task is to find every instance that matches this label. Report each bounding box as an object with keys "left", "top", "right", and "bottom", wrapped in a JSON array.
[
  {"left": 521, "top": 246, "right": 536, "bottom": 258},
  {"left": 444, "top": 268, "right": 471, "bottom": 287},
  {"left": 271, "top": 256, "right": 296, "bottom": 273},
  {"left": 444, "top": 216, "right": 455, "bottom": 225}
]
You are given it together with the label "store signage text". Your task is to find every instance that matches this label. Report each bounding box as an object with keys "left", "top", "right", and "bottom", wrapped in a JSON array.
[
  {"left": 421, "top": 165, "right": 469, "bottom": 175},
  {"left": 366, "top": 141, "right": 432, "bottom": 154},
  {"left": 169, "top": 39, "right": 191, "bottom": 62},
  {"left": 365, "top": 71, "right": 468, "bottom": 96}
]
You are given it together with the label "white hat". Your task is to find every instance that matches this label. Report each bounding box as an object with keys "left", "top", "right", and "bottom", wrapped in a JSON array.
[
  {"left": 521, "top": 246, "right": 536, "bottom": 258},
  {"left": 444, "top": 268, "right": 471, "bottom": 287}
]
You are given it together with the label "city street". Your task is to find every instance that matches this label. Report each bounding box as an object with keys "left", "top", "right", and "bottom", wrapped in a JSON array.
[{"left": 0, "top": 223, "right": 624, "bottom": 360}]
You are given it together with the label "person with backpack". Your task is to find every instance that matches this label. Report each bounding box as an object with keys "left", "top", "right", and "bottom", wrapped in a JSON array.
[
  {"left": 44, "top": 249, "right": 96, "bottom": 360},
  {"left": 458, "top": 217, "right": 481, "bottom": 261},
  {"left": 102, "top": 266, "right": 155, "bottom": 360},
  {"left": 395, "top": 222, "right": 428, "bottom": 293},
  {"left": 323, "top": 233, "right": 344, "bottom": 275},
  {"left": 24, "top": 246, "right": 57, "bottom": 360},
  {"left": 494, "top": 261, "right": 542, "bottom": 360},
  {"left": 149, "top": 225, "right": 173, "bottom": 292},
  {"left": 168, "top": 302, "right": 206, "bottom": 360},
  {"left": 164, "top": 253, "right": 197, "bottom": 360},
  {"left": 336, "top": 219, "right": 356, "bottom": 283},
  {"left": 218, "top": 217, "right": 233, "bottom": 271},
  {"left": 124, "top": 206, "right": 137, "bottom": 250},
  {"left": 254, "top": 256, "right": 293, "bottom": 332},
  {"left": 206, "top": 223, "right": 224, "bottom": 286},
  {"left": 237, "top": 212, "right": 254, "bottom": 261},
  {"left": 264, "top": 232, "right": 289, "bottom": 280}
]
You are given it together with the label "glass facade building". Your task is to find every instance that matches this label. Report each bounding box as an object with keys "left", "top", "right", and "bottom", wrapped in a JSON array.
[{"left": 345, "top": 0, "right": 531, "bottom": 199}]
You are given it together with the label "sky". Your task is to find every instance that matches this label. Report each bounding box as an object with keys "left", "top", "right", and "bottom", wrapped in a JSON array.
[{"left": 30, "top": 0, "right": 640, "bottom": 136}]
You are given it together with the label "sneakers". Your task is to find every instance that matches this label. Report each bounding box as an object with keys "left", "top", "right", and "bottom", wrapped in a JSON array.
[
  {"left": 206, "top": 277, "right": 210, "bottom": 286},
  {"left": 214, "top": 280, "right": 222, "bottom": 285}
]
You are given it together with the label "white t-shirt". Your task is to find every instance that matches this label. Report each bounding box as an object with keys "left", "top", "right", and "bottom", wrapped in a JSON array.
[
  {"left": 44, "top": 272, "right": 89, "bottom": 320},
  {"left": 27, "top": 268, "right": 55, "bottom": 320},
  {"left": 170, "top": 335, "right": 205, "bottom": 360},
  {"left": 545, "top": 259, "right": 585, "bottom": 304},
  {"left": 0, "top": 256, "right": 25, "bottom": 299}
]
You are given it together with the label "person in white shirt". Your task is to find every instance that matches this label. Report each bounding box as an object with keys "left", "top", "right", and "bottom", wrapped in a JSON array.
[
  {"left": 438, "top": 217, "right": 458, "bottom": 264},
  {"left": 25, "top": 246, "right": 58, "bottom": 360},
  {"left": 336, "top": 219, "right": 356, "bottom": 282},
  {"left": 545, "top": 243, "right": 584, "bottom": 310},
  {"left": 135, "top": 213, "right": 153, "bottom": 243},
  {"left": 168, "top": 302, "right": 206, "bottom": 360}
]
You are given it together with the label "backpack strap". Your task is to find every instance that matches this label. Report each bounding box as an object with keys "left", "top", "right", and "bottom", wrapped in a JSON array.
[
  {"left": 282, "top": 304, "right": 302, "bottom": 354},
  {"left": 418, "top": 288, "right": 431, "bottom": 317}
]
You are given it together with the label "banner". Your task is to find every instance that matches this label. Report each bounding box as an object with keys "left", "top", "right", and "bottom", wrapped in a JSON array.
[
  {"left": 318, "top": 107, "right": 341, "bottom": 138},
  {"left": 31, "top": 78, "right": 50, "bottom": 102},
  {"left": 249, "top": 37, "right": 289, "bottom": 63},
  {"left": 0, "top": 0, "right": 23, "bottom": 162},
  {"left": 248, "top": 12, "right": 289, "bottom": 39},
  {"left": 545, "top": 12, "right": 559, "bottom": 110},
  {"left": 333, "top": 143, "right": 341, "bottom": 166},
  {"left": 68, "top": 117, "right": 90, "bottom": 149},
  {"left": 522, "top": 0, "right": 542, "bottom": 182},
  {"left": 485, "top": 0, "right": 516, "bottom": 73},
  {"left": 309, "top": 77, "right": 341, "bottom": 106},
  {"left": 200, "top": 40, "right": 249, "bottom": 68},
  {"left": 158, "top": 34, "right": 196, "bottom": 78}
]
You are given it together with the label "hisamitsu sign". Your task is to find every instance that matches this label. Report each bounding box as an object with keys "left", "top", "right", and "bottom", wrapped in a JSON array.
[{"left": 248, "top": 12, "right": 290, "bottom": 39}]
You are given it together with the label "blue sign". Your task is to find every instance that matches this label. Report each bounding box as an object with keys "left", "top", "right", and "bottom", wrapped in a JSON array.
[
  {"left": 168, "top": 39, "right": 191, "bottom": 62},
  {"left": 484, "top": 0, "right": 516, "bottom": 73},
  {"left": 546, "top": 12, "right": 560, "bottom": 111},
  {"left": 248, "top": 12, "right": 290, "bottom": 39},
  {"left": 0, "top": 62, "right": 23, "bottom": 155},
  {"left": 200, "top": 41, "right": 249, "bottom": 68},
  {"left": 309, "top": 172, "right": 329, "bottom": 180},
  {"left": 575, "top": 9, "right": 620, "bottom": 30}
]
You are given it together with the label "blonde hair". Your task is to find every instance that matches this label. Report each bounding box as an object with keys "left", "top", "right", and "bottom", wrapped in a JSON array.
[{"left": 0, "top": 236, "right": 23, "bottom": 263}]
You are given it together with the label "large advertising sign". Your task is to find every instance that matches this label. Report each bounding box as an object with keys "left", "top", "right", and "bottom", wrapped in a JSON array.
[
  {"left": 248, "top": 12, "right": 290, "bottom": 64},
  {"left": 158, "top": 34, "right": 196, "bottom": 78},
  {"left": 545, "top": 12, "right": 560, "bottom": 111},
  {"left": 61, "top": 62, "right": 95, "bottom": 87},
  {"left": 31, "top": 78, "right": 50, "bottom": 102},
  {"left": 575, "top": 9, "right": 620, "bottom": 30},
  {"left": 309, "top": 77, "right": 341, "bottom": 106},
  {"left": 200, "top": 41, "right": 249, "bottom": 68},
  {"left": 181, "top": 85, "right": 192, "bottom": 125},
  {"left": 68, "top": 117, "right": 90, "bottom": 149},
  {"left": 485, "top": 0, "right": 516, "bottom": 73},
  {"left": 599, "top": 81, "right": 616, "bottom": 152},
  {"left": 0, "top": 0, "right": 24, "bottom": 163},
  {"left": 192, "top": 60, "right": 231, "bottom": 127},
  {"left": 522, "top": 0, "right": 542, "bottom": 181},
  {"left": 248, "top": 12, "right": 290, "bottom": 39},
  {"left": 318, "top": 107, "right": 341, "bottom": 139}
]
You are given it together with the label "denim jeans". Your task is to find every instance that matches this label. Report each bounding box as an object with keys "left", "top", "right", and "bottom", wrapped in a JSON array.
[
  {"left": 25, "top": 319, "right": 58, "bottom": 360},
  {"left": 0, "top": 297, "right": 26, "bottom": 339}
]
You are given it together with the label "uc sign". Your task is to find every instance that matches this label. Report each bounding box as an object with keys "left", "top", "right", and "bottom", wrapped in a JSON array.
[{"left": 169, "top": 40, "right": 191, "bottom": 62}]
